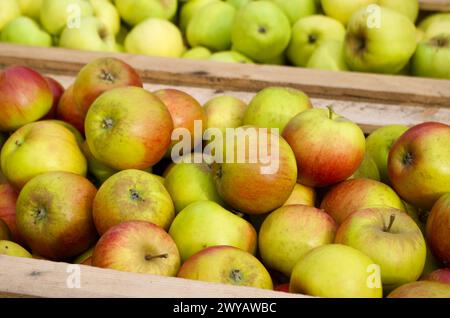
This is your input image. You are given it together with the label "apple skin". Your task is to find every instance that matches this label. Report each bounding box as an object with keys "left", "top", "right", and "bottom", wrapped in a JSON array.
[
  {"left": 351, "top": 153, "right": 380, "bottom": 181},
  {"left": 283, "top": 108, "right": 365, "bottom": 188},
  {"left": 320, "top": 0, "right": 376, "bottom": 25},
  {"left": 43, "top": 76, "right": 65, "bottom": 120},
  {"left": 169, "top": 201, "right": 257, "bottom": 262},
  {"left": 0, "top": 0, "right": 21, "bottom": 31},
  {"left": 388, "top": 122, "right": 450, "bottom": 210},
  {"left": 93, "top": 169, "right": 175, "bottom": 235},
  {"left": 290, "top": 244, "right": 382, "bottom": 298},
  {"left": 283, "top": 183, "right": 316, "bottom": 207},
  {"left": 90, "top": 0, "right": 121, "bottom": 36},
  {"left": 179, "top": 0, "right": 218, "bottom": 33},
  {"left": 182, "top": 47, "right": 212, "bottom": 60},
  {"left": 243, "top": 87, "right": 312, "bottom": 132},
  {"left": 0, "top": 182, "right": 21, "bottom": 243},
  {"left": 320, "top": 178, "right": 405, "bottom": 225},
  {"left": 411, "top": 35, "right": 450, "bottom": 80},
  {"left": 378, "top": 0, "right": 419, "bottom": 23},
  {"left": 204, "top": 95, "right": 247, "bottom": 132},
  {"left": 270, "top": 0, "right": 317, "bottom": 25},
  {"left": 0, "top": 16, "right": 52, "bottom": 47},
  {"left": 387, "top": 281, "right": 450, "bottom": 298},
  {"left": 73, "top": 57, "right": 143, "bottom": 116},
  {"left": 74, "top": 246, "right": 95, "bottom": 265},
  {"left": 44, "top": 120, "right": 84, "bottom": 146},
  {"left": 426, "top": 192, "right": 450, "bottom": 265},
  {"left": 80, "top": 141, "right": 117, "bottom": 184},
  {"left": 178, "top": 246, "right": 273, "bottom": 290},
  {"left": 16, "top": 172, "right": 98, "bottom": 260},
  {"left": 0, "top": 219, "right": 11, "bottom": 241},
  {"left": 215, "top": 127, "right": 298, "bottom": 215},
  {"left": 425, "top": 268, "right": 450, "bottom": 285},
  {"left": 115, "top": 0, "right": 178, "bottom": 27},
  {"left": 208, "top": 51, "right": 254, "bottom": 64},
  {"left": 92, "top": 220, "right": 180, "bottom": 277},
  {"left": 336, "top": 207, "right": 426, "bottom": 291},
  {"left": 306, "top": 40, "right": 349, "bottom": 71},
  {"left": 85, "top": 87, "right": 174, "bottom": 170},
  {"left": 56, "top": 85, "right": 85, "bottom": 134},
  {"left": 0, "top": 240, "right": 32, "bottom": 258},
  {"left": 0, "top": 66, "right": 53, "bottom": 132},
  {"left": 259, "top": 205, "right": 337, "bottom": 277},
  {"left": 17, "top": 0, "right": 43, "bottom": 20}
]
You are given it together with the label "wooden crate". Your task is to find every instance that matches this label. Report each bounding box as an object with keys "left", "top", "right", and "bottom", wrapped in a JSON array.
[
  {"left": 0, "top": 44, "right": 449, "bottom": 298},
  {"left": 420, "top": 0, "right": 450, "bottom": 10}
]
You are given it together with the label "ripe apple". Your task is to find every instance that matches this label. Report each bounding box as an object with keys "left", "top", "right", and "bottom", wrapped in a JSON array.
[
  {"left": 425, "top": 268, "right": 450, "bottom": 285},
  {"left": 0, "top": 240, "right": 32, "bottom": 258},
  {"left": 0, "top": 17, "right": 52, "bottom": 47},
  {"left": 336, "top": 207, "right": 426, "bottom": 291},
  {"left": 17, "top": 0, "right": 43, "bottom": 20},
  {"left": 179, "top": 0, "right": 218, "bottom": 33},
  {"left": 182, "top": 47, "right": 212, "bottom": 60},
  {"left": 411, "top": 35, "right": 450, "bottom": 80},
  {"left": 290, "top": 244, "right": 382, "bottom": 298},
  {"left": 1, "top": 121, "right": 87, "bottom": 189},
  {"left": 0, "top": 182, "right": 21, "bottom": 243},
  {"left": 92, "top": 220, "right": 180, "bottom": 276},
  {"left": 0, "top": 219, "right": 11, "bottom": 241},
  {"left": 231, "top": 1, "right": 291, "bottom": 63},
  {"left": 215, "top": 127, "right": 297, "bottom": 215},
  {"left": 283, "top": 183, "right": 316, "bottom": 207},
  {"left": 125, "top": 18, "right": 185, "bottom": 58},
  {"left": 306, "top": 40, "right": 349, "bottom": 71},
  {"left": 73, "top": 57, "right": 143, "bottom": 116},
  {"left": 226, "top": 0, "right": 251, "bottom": 9},
  {"left": 169, "top": 200, "right": 257, "bottom": 261},
  {"left": 365, "top": 125, "right": 408, "bottom": 184},
  {"left": 351, "top": 153, "right": 380, "bottom": 181},
  {"left": 56, "top": 85, "right": 85, "bottom": 134},
  {"left": 115, "top": 0, "right": 178, "bottom": 26},
  {"left": 259, "top": 205, "right": 337, "bottom": 277},
  {"left": 387, "top": 281, "right": 450, "bottom": 298},
  {"left": 80, "top": 141, "right": 117, "bottom": 184},
  {"left": 204, "top": 95, "right": 247, "bottom": 133},
  {"left": 90, "top": 0, "right": 120, "bottom": 35},
  {"left": 187, "top": 1, "right": 236, "bottom": 52},
  {"left": 74, "top": 246, "right": 94, "bottom": 265},
  {"left": 283, "top": 108, "right": 365, "bottom": 187},
  {"left": 208, "top": 51, "right": 254, "bottom": 63},
  {"left": 344, "top": 6, "right": 417, "bottom": 74},
  {"left": 378, "top": 0, "right": 419, "bottom": 23},
  {"left": 388, "top": 122, "right": 450, "bottom": 210},
  {"left": 178, "top": 246, "right": 273, "bottom": 289},
  {"left": 426, "top": 193, "right": 450, "bottom": 265},
  {"left": 0, "top": 66, "right": 53, "bottom": 132},
  {"left": 320, "top": 0, "right": 376, "bottom": 25},
  {"left": 0, "top": 0, "right": 21, "bottom": 31},
  {"left": 418, "top": 13, "right": 450, "bottom": 39},
  {"left": 16, "top": 172, "right": 98, "bottom": 260},
  {"left": 270, "top": 0, "right": 317, "bottom": 25},
  {"left": 44, "top": 120, "right": 84, "bottom": 146},
  {"left": 320, "top": 178, "right": 405, "bottom": 225},
  {"left": 243, "top": 87, "right": 313, "bottom": 132},
  {"left": 93, "top": 169, "right": 174, "bottom": 235},
  {"left": 287, "top": 15, "right": 346, "bottom": 67},
  {"left": 85, "top": 87, "right": 174, "bottom": 170},
  {"left": 43, "top": 76, "right": 65, "bottom": 119}
]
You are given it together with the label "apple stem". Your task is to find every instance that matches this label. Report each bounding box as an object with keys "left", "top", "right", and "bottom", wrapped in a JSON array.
[
  {"left": 327, "top": 106, "right": 334, "bottom": 119},
  {"left": 384, "top": 214, "right": 396, "bottom": 232},
  {"left": 145, "top": 253, "right": 168, "bottom": 261}
]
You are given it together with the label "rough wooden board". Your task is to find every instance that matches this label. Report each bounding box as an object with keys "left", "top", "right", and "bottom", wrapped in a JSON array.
[
  {"left": 0, "top": 256, "right": 303, "bottom": 298},
  {"left": 420, "top": 0, "right": 450, "bottom": 10}
]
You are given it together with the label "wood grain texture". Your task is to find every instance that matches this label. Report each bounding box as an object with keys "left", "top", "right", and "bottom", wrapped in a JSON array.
[{"left": 420, "top": 0, "right": 450, "bottom": 10}]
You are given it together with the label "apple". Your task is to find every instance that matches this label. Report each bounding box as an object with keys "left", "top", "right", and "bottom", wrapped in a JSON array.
[
  {"left": 344, "top": 6, "right": 417, "bottom": 74},
  {"left": 0, "top": 17, "right": 52, "bottom": 47},
  {"left": 187, "top": 1, "right": 236, "bottom": 52},
  {"left": 44, "top": 120, "right": 84, "bottom": 145},
  {"left": 182, "top": 47, "right": 212, "bottom": 60},
  {"left": 115, "top": 0, "right": 178, "bottom": 27},
  {"left": 16, "top": 172, "right": 98, "bottom": 260},
  {"left": 365, "top": 125, "right": 408, "bottom": 184},
  {"left": 283, "top": 183, "right": 316, "bottom": 207},
  {"left": 0, "top": 0, "right": 21, "bottom": 32},
  {"left": 243, "top": 87, "right": 313, "bottom": 132},
  {"left": 0, "top": 219, "right": 11, "bottom": 241},
  {"left": 90, "top": 0, "right": 120, "bottom": 35},
  {"left": 0, "top": 66, "right": 53, "bottom": 132},
  {"left": 0, "top": 183, "right": 21, "bottom": 243},
  {"left": 85, "top": 87, "right": 174, "bottom": 170},
  {"left": 179, "top": 0, "right": 218, "bottom": 33},
  {"left": 73, "top": 57, "right": 143, "bottom": 116},
  {"left": 418, "top": 13, "right": 450, "bottom": 32},
  {"left": 56, "top": 85, "right": 85, "bottom": 134},
  {"left": 208, "top": 51, "right": 254, "bottom": 64},
  {"left": 336, "top": 207, "right": 426, "bottom": 291},
  {"left": 320, "top": 178, "right": 405, "bottom": 225},
  {"left": 204, "top": 95, "right": 247, "bottom": 133},
  {"left": 320, "top": 0, "right": 376, "bottom": 25},
  {"left": 388, "top": 122, "right": 450, "bottom": 210},
  {"left": 290, "top": 244, "right": 383, "bottom": 298},
  {"left": 287, "top": 15, "right": 346, "bottom": 67},
  {"left": 387, "top": 281, "right": 450, "bottom": 298},
  {"left": 274, "top": 283, "right": 290, "bottom": 293},
  {"left": 259, "top": 205, "right": 337, "bottom": 277},
  {"left": 282, "top": 108, "right": 365, "bottom": 187},
  {"left": 0, "top": 240, "right": 32, "bottom": 258},
  {"left": 306, "top": 40, "right": 348, "bottom": 71},
  {"left": 80, "top": 141, "right": 117, "bottom": 184},
  {"left": 125, "top": 18, "right": 185, "bottom": 58},
  {"left": 231, "top": 1, "right": 291, "bottom": 63},
  {"left": 411, "top": 35, "right": 450, "bottom": 80},
  {"left": 425, "top": 268, "right": 450, "bottom": 285},
  {"left": 169, "top": 200, "right": 257, "bottom": 261},
  {"left": 74, "top": 246, "right": 94, "bottom": 265},
  {"left": 351, "top": 153, "right": 380, "bottom": 181},
  {"left": 92, "top": 220, "right": 180, "bottom": 276},
  {"left": 270, "top": 0, "right": 317, "bottom": 25},
  {"left": 426, "top": 193, "right": 450, "bottom": 265},
  {"left": 178, "top": 246, "right": 273, "bottom": 289},
  {"left": 17, "top": 0, "right": 43, "bottom": 20},
  {"left": 215, "top": 127, "right": 297, "bottom": 215},
  {"left": 378, "top": 0, "right": 419, "bottom": 23},
  {"left": 1, "top": 121, "right": 87, "bottom": 189},
  {"left": 43, "top": 76, "right": 65, "bottom": 119},
  {"left": 93, "top": 169, "right": 174, "bottom": 235},
  {"left": 40, "top": 0, "right": 94, "bottom": 36},
  {"left": 226, "top": 0, "right": 251, "bottom": 10}
]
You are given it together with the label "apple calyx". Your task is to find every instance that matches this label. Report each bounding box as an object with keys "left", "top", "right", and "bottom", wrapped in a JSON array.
[
  {"left": 33, "top": 207, "right": 47, "bottom": 223},
  {"left": 308, "top": 34, "right": 317, "bottom": 44},
  {"left": 14, "top": 139, "right": 23, "bottom": 147},
  {"left": 145, "top": 253, "right": 169, "bottom": 261},
  {"left": 402, "top": 151, "right": 414, "bottom": 166},
  {"left": 129, "top": 189, "right": 144, "bottom": 202},
  {"left": 101, "top": 117, "right": 114, "bottom": 129},
  {"left": 383, "top": 214, "right": 396, "bottom": 233},
  {"left": 430, "top": 35, "right": 450, "bottom": 48},
  {"left": 258, "top": 26, "right": 267, "bottom": 34},
  {"left": 229, "top": 269, "right": 243, "bottom": 283},
  {"left": 98, "top": 68, "right": 116, "bottom": 83}
]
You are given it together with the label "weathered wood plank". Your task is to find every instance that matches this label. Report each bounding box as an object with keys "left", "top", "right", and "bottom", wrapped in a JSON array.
[{"left": 420, "top": 0, "right": 450, "bottom": 11}]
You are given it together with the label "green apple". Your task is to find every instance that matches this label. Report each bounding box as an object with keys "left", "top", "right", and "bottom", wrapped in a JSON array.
[
  {"left": 288, "top": 15, "right": 345, "bottom": 67},
  {"left": 0, "top": 219, "right": 11, "bottom": 241},
  {"left": 1, "top": 17, "right": 52, "bottom": 47},
  {"left": 187, "top": 1, "right": 236, "bottom": 52},
  {"left": 17, "top": 0, "right": 43, "bottom": 20},
  {"left": 306, "top": 40, "right": 348, "bottom": 71},
  {"left": 226, "top": 0, "right": 251, "bottom": 10},
  {"left": 0, "top": 240, "right": 32, "bottom": 258},
  {"left": 259, "top": 205, "right": 337, "bottom": 277},
  {"left": 182, "top": 47, "right": 212, "bottom": 60},
  {"left": 115, "top": 0, "right": 177, "bottom": 26},
  {"left": 169, "top": 200, "right": 257, "bottom": 261},
  {"left": 0, "top": 0, "right": 20, "bottom": 32},
  {"left": 89, "top": 0, "right": 120, "bottom": 35},
  {"left": 270, "top": 0, "right": 317, "bottom": 25},
  {"left": 74, "top": 246, "right": 94, "bottom": 265},
  {"left": 365, "top": 125, "right": 408, "bottom": 184},
  {"left": 208, "top": 51, "right": 254, "bottom": 64},
  {"left": 388, "top": 281, "right": 450, "bottom": 298},
  {"left": 290, "top": 244, "right": 382, "bottom": 298},
  {"left": 116, "top": 24, "right": 129, "bottom": 45},
  {"left": 40, "top": 0, "right": 94, "bottom": 36},
  {"left": 418, "top": 13, "right": 450, "bottom": 32},
  {"left": 411, "top": 35, "right": 450, "bottom": 80},
  {"left": 423, "top": 21, "right": 450, "bottom": 40},
  {"left": 320, "top": 0, "right": 376, "bottom": 25},
  {"left": 179, "top": 0, "right": 218, "bottom": 33},
  {"left": 344, "top": 6, "right": 417, "bottom": 74},
  {"left": 351, "top": 153, "right": 380, "bottom": 181},
  {"left": 80, "top": 141, "right": 117, "bottom": 184},
  {"left": 231, "top": 1, "right": 291, "bottom": 63},
  {"left": 243, "top": 87, "right": 312, "bottom": 132},
  {"left": 204, "top": 95, "right": 247, "bottom": 133},
  {"left": 336, "top": 207, "right": 426, "bottom": 291},
  {"left": 260, "top": 54, "right": 287, "bottom": 65},
  {"left": 283, "top": 183, "right": 316, "bottom": 207},
  {"left": 378, "top": 0, "right": 419, "bottom": 23},
  {"left": 125, "top": 18, "right": 185, "bottom": 57}
]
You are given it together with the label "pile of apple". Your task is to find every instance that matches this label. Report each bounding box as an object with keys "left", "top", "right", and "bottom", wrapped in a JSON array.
[
  {"left": 0, "top": 56, "right": 450, "bottom": 298},
  {"left": 0, "top": 0, "right": 449, "bottom": 79}
]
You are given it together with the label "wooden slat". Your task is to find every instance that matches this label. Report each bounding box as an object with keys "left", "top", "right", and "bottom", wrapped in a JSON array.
[
  {"left": 0, "top": 255, "right": 302, "bottom": 298},
  {"left": 0, "top": 44, "right": 449, "bottom": 108},
  {"left": 420, "top": 0, "right": 450, "bottom": 11}
]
